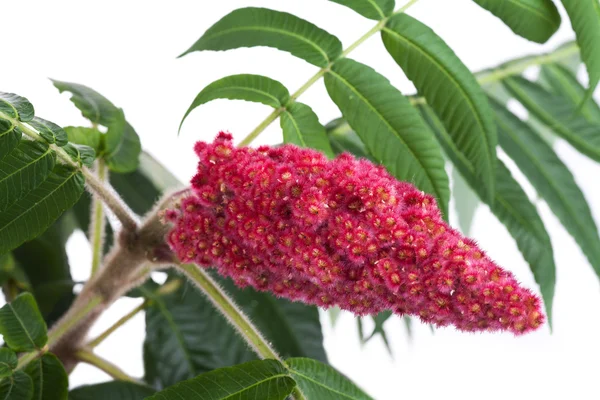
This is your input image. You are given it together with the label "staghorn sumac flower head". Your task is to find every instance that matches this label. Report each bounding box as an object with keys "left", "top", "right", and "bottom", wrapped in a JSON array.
[{"left": 167, "top": 132, "right": 544, "bottom": 335}]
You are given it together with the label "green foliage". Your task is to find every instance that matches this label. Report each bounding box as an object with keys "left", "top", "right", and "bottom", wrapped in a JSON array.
[
  {"left": 180, "top": 7, "right": 342, "bottom": 67},
  {"left": 452, "top": 168, "right": 479, "bottom": 235},
  {"left": 0, "top": 92, "right": 34, "bottom": 122},
  {"left": 472, "top": 0, "right": 561, "bottom": 43},
  {"left": 0, "top": 349, "right": 17, "bottom": 378},
  {"left": 64, "top": 126, "right": 103, "bottom": 152},
  {"left": 0, "top": 371, "right": 33, "bottom": 400},
  {"left": 559, "top": 0, "right": 600, "bottom": 100},
  {"left": 328, "top": 0, "right": 394, "bottom": 20},
  {"left": 147, "top": 360, "right": 296, "bottom": 400},
  {"left": 3, "top": 3, "right": 600, "bottom": 398},
  {"left": 52, "top": 80, "right": 141, "bottom": 172},
  {"left": 24, "top": 353, "right": 68, "bottom": 400},
  {"left": 540, "top": 64, "right": 600, "bottom": 122},
  {"left": 143, "top": 276, "right": 326, "bottom": 389},
  {"left": 382, "top": 13, "right": 497, "bottom": 203},
  {"left": 503, "top": 76, "right": 600, "bottom": 162},
  {"left": 69, "top": 382, "right": 156, "bottom": 400},
  {"left": 0, "top": 165, "right": 84, "bottom": 254},
  {"left": 0, "top": 119, "right": 22, "bottom": 161},
  {"left": 0, "top": 141, "right": 56, "bottom": 212},
  {"left": 29, "top": 117, "right": 68, "bottom": 147},
  {"left": 280, "top": 102, "right": 334, "bottom": 158},
  {"left": 492, "top": 98, "right": 600, "bottom": 285},
  {"left": 287, "top": 358, "right": 374, "bottom": 400},
  {"left": 324, "top": 58, "right": 450, "bottom": 218},
  {"left": 181, "top": 74, "right": 290, "bottom": 129},
  {"left": 62, "top": 143, "right": 96, "bottom": 168},
  {"left": 0, "top": 293, "right": 47, "bottom": 352},
  {"left": 11, "top": 214, "right": 77, "bottom": 325}
]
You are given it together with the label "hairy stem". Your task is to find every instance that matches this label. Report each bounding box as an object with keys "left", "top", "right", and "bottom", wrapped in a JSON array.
[
  {"left": 75, "top": 349, "right": 137, "bottom": 382},
  {"left": 90, "top": 158, "right": 108, "bottom": 276},
  {"left": 86, "top": 277, "right": 183, "bottom": 349},
  {"left": 178, "top": 264, "right": 280, "bottom": 360},
  {"left": 177, "top": 264, "right": 308, "bottom": 400},
  {"left": 87, "top": 301, "right": 147, "bottom": 349},
  {"left": 50, "top": 233, "right": 151, "bottom": 371},
  {"left": 237, "top": 0, "right": 422, "bottom": 146}
]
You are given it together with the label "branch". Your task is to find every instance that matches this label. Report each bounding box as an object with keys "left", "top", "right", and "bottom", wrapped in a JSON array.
[
  {"left": 90, "top": 158, "right": 108, "bottom": 276},
  {"left": 176, "top": 264, "right": 307, "bottom": 400},
  {"left": 237, "top": 0, "right": 423, "bottom": 147},
  {"left": 75, "top": 349, "right": 137, "bottom": 382}
]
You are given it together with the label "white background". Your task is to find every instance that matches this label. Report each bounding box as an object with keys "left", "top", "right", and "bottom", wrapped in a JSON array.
[{"left": 2, "top": 0, "right": 600, "bottom": 399}]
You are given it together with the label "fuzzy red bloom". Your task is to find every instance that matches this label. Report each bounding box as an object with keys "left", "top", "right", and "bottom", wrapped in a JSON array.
[{"left": 167, "top": 132, "right": 544, "bottom": 334}]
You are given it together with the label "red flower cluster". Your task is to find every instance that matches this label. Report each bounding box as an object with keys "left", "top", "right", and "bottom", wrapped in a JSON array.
[{"left": 167, "top": 132, "right": 544, "bottom": 334}]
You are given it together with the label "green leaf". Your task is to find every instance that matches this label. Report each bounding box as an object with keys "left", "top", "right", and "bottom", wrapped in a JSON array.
[
  {"left": 452, "top": 167, "right": 479, "bottom": 236},
  {"left": 503, "top": 76, "right": 600, "bottom": 162},
  {"left": 328, "top": 0, "right": 394, "bottom": 20},
  {"left": 143, "top": 276, "right": 326, "bottom": 388},
  {"left": 0, "top": 371, "right": 33, "bottom": 400},
  {"left": 287, "top": 358, "right": 374, "bottom": 400},
  {"left": 472, "top": 0, "right": 561, "bottom": 43},
  {"left": 64, "top": 126, "right": 103, "bottom": 153},
  {"left": 324, "top": 58, "right": 450, "bottom": 218},
  {"left": 281, "top": 102, "right": 334, "bottom": 158},
  {"left": 69, "top": 382, "right": 156, "bottom": 400},
  {"left": 28, "top": 117, "right": 68, "bottom": 147},
  {"left": 0, "top": 92, "right": 34, "bottom": 122},
  {"left": 62, "top": 143, "right": 96, "bottom": 167},
  {"left": 180, "top": 74, "right": 290, "bottom": 131},
  {"left": 559, "top": 0, "right": 600, "bottom": 100},
  {"left": 0, "top": 165, "right": 85, "bottom": 254},
  {"left": 51, "top": 80, "right": 119, "bottom": 126},
  {"left": 540, "top": 64, "right": 600, "bottom": 123},
  {"left": 24, "top": 353, "right": 68, "bottom": 400},
  {"left": 364, "top": 311, "right": 392, "bottom": 354},
  {"left": 69, "top": 381, "right": 156, "bottom": 400},
  {"left": 146, "top": 360, "right": 295, "bottom": 400},
  {"left": 137, "top": 152, "right": 182, "bottom": 193},
  {"left": 0, "top": 349, "right": 17, "bottom": 378},
  {"left": 103, "top": 110, "right": 141, "bottom": 173},
  {"left": 0, "top": 292, "right": 47, "bottom": 351},
  {"left": 420, "top": 104, "right": 556, "bottom": 321},
  {"left": 326, "top": 119, "right": 375, "bottom": 161},
  {"left": 180, "top": 7, "right": 343, "bottom": 67},
  {"left": 11, "top": 214, "right": 77, "bottom": 326},
  {"left": 492, "top": 99, "right": 600, "bottom": 287},
  {"left": 382, "top": 13, "right": 497, "bottom": 202},
  {"left": 0, "top": 141, "right": 56, "bottom": 212},
  {"left": 0, "top": 119, "right": 21, "bottom": 161}
]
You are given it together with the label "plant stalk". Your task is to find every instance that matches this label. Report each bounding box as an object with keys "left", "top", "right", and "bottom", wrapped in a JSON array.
[
  {"left": 90, "top": 158, "right": 108, "bottom": 276},
  {"left": 177, "top": 264, "right": 307, "bottom": 400},
  {"left": 237, "top": 0, "right": 422, "bottom": 147},
  {"left": 75, "top": 349, "right": 137, "bottom": 382}
]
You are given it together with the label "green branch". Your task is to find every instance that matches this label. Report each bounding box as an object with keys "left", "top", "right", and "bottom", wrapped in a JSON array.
[
  {"left": 238, "top": 0, "right": 423, "bottom": 147},
  {"left": 177, "top": 264, "right": 307, "bottom": 400},
  {"left": 90, "top": 158, "right": 108, "bottom": 276},
  {"left": 75, "top": 349, "right": 137, "bottom": 382}
]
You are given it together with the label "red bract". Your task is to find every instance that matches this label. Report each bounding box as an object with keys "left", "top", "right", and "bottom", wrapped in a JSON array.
[{"left": 167, "top": 132, "right": 544, "bottom": 335}]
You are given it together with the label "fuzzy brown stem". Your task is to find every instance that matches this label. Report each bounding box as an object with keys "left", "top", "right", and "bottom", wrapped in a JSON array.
[{"left": 50, "top": 192, "right": 179, "bottom": 371}]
